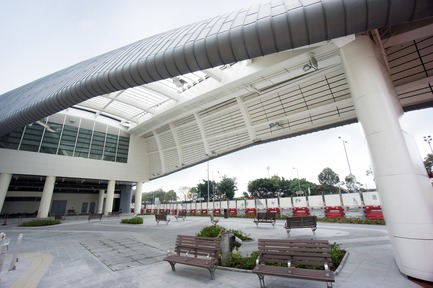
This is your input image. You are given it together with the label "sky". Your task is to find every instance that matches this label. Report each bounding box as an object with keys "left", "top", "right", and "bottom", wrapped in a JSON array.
[{"left": 1, "top": 0, "right": 432, "bottom": 197}]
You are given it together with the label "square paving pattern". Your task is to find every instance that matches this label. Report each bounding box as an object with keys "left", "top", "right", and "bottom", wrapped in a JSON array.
[{"left": 80, "top": 236, "right": 166, "bottom": 271}]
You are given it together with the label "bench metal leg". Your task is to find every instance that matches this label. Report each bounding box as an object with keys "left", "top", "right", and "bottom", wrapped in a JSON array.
[
  {"left": 208, "top": 263, "right": 217, "bottom": 280},
  {"left": 256, "top": 274, "right": 266, "bottom": 288},
  {"left": 286, "top": 229, "right": 291, "bottom": 236},
  {"left": 312, "top": 227, "right": 317, "bottom": 235},
  {"left": 327, "top": 281, "right": 333, "bottom": 288},
  {"left": 168, "top": 261, "right": 176, "bottom": 272}
]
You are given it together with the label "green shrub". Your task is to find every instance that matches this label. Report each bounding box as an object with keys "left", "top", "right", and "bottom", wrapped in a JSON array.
[
  {"left": 223, "top": 243, "right": 346, "bottom": 271},
  {"left": 317, "top": 217, "right": 385, "bottom": 225},
  {"left": 225, "top": 251, "right": 258, "bottom": 269},
  {"left": 19, "top": 219, "right": 61, "bottom": 227},
  {"left": 196, "top": 224, "right": 225, "bottom": 237},
  {"left": 330, "top": 242, "right": 346, "bottom": 268},
  {"left": 121, "top": 217, "right": 143, "bottom": 224},
  {"left": 196, "top": 225, "right": 253, "bottom": 241}
]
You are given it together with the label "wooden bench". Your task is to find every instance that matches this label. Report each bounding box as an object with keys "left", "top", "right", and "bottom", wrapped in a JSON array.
[
  {"left": 175, "top": 210, "right": 187, "bottom": 221},
  {"left": 285, "top": 216, "right": 317, "bottom": 236},
  {"left": 108, "top": 211, "right": 121, "bottom": 217},
  {"left": 163, "top": 235, "right": 221, "bottom": 279},
  {"left": 67, "top": 209, "right": 77, "bottom": 216},
  {"left": 54, "top": 214, "right": 65, "bottom": 221},
  {"left": 253, "top": 212, "right": 276, "bottom": 227},
  {"left": 88, "top": 213, "right": 103, "bottom": 222},
  {"left": 155, "top": 213, "right": 170, "bottom": 224},
  {"left": 253, "top": 239, "right": 335, "bottom": 288}
]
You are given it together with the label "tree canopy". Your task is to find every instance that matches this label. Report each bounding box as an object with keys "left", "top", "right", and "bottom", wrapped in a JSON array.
[
  {"left": 318, "top": 167, "right": 340, "bottom": 186},
  {"left": 424, "top": 153, "right": 433, "bottom": 177}
]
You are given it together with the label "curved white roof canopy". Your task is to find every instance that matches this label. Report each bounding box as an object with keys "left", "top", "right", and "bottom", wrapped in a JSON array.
[{"left": 1, "top": 0, "right": 433, "bottom": 179}]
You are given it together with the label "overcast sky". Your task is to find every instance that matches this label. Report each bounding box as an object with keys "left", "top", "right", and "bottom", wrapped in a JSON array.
[{"left": 1, "top": 0, "right": 432, "bottom": 197}]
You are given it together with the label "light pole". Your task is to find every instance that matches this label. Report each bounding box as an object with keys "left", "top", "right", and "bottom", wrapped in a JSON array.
[
  {"left": 424, "top": 135, "right": 433, "bottom": 153},
  {"left": 267, "top": 166, "right": 270, "bottom": 178},
  {"left": 293, "top": 167, "right": 301, "bottom": 192},
  {"left": 338, "top": 136, "right": 353, "bottom": 176},
  {"left": 207, "top": 160, "right": 210, "bottom": 208}
]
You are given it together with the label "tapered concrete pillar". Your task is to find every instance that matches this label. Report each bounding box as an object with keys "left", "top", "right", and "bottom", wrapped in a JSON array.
[
  {"left": 338, "top": 35, "right": 433, "bottom": 281},
  {"left": 104, "top": 180, "right": 115, "bottom": 216},
  {"left": 135, "top": 182, "right": 143, "bottom": 214},
  {"left": 0, "top": 173, "right": 12, "bottom": 214},
  {"left": 37, "top": 176, "right": 56, "bottom": 218},
  {"left": 97, "top": 189, "right": 105, "bottom": 214}
]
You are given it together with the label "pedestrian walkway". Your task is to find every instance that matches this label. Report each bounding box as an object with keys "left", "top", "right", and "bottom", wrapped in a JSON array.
[{"left": 0, "top": 215, "right": 430, "bottom": 288}]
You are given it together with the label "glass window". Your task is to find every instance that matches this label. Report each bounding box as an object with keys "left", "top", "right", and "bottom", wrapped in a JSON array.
[
  {"left": 116, "top": 136, "right": 130, "bottom": 163},
  {"left": 40, "top": 123, "right": 63, "bottom": 154},
  {"left": 20, "top": 125, "right": 44, "bottom": 152},
  {"left": 58, "top": 126, "right": 78, "bottom": 156},
  {"left": 0, "top": 128, "right": 24, "bottom": 150},
  {"left": 90, "top": 131, "right": 105, "bottom": 160},
  {"left": 74, "top": 128, "right": 92, "bottom": 158},
  {"left": 104, "top": 134, "right": 118, "bottom": 161}
]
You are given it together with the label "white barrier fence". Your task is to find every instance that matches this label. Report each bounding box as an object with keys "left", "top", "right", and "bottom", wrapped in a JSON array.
[{"left": 144, "top": 191, "right": 384, "bottom": 220}]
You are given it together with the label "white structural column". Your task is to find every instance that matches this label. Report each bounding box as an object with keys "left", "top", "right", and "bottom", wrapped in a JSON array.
[
  {"left": 135, "top": 182, "right": 143, "bottom": 214},
  {"left": 97, "top": 189, "right": 105, "bottom": 214},
  {"left": 37, "top": 176, "right": 56, "bottom": 218},
  {"left": 339, "top": 35, "right": 433, "bottom": 281},
  {"left": 104, "top": 180, "right": 115, "bottom": 216},
  {"left": 0, "top": 173, "right": 12, "bottom": 213}
]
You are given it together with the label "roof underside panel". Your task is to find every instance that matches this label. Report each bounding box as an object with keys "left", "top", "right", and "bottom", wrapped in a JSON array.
[{"left": 1, "top": 0, "right": 433, "bottom": 135}]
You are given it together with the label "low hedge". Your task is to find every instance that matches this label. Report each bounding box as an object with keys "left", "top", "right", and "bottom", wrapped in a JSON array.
[
  {"left": 121, "top": 216, "right": 143, "bottom": 224},
  {"left": 19, "top": 219, "right": 61, "bottom": 227}
]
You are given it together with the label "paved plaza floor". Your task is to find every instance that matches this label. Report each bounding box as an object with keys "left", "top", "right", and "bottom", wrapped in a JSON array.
[{"left": 0, "top": 214, "right": 431, "bottom": 288}]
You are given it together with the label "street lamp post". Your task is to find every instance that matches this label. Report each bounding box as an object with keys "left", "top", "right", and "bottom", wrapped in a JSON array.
[
  {"left": 338, "top": 136, "right": 353, "bottom": 176},
  {"left": 207, "top": 160, "right": 210, "bottom": 208},
  {"left": 293, "top": 167, "right": 301, "bottom": 192},
  {"left": 424, "top": 135, "right": 433, "bottom": 153}
]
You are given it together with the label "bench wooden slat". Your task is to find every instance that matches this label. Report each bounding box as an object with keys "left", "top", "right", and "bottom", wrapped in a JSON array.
[
  {"left": 164, "top": 235, "right": 221, "bottom": 280},
  {"left": 175, "top": 211, "right": 187, "bottom": 221},
  {"left": 253, "top": 212, "right": 276, "bottom": 227},
  {"left": 155, "top": 214, "right": 170, "bottom": 224},
  {"left": 88, "top": 213, "right": 103, "bottom": 222},
  {"left": 254, "top": 265, "right": 335, "bottom": 282},
  {"left": 284, "top": 216, "right": 317, "bottom": 236},
  {"left": 253, "top": 239, "right": 335, "bottom": 288}
]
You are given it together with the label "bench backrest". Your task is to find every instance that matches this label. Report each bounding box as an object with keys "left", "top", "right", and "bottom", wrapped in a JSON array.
[
  {"left": 286, "top": 216, "right": 317, "bottom": 228},
  {"left": 175, "top": 235, "right": 221, "bottom": 259},
  {"left": 155, "top": 214, "right": 167, "bottom": 220},
  {"left": 256, "top": 212, "right": 276, "bottom": 220},
  {"left": 257, "top": 239, "right": 332, "bottom": 268}
]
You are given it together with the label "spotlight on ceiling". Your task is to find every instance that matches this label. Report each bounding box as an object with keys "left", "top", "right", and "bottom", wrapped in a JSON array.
[
  {"left": 173, "top": 76, "right": 188, "bottom": 88},
  {"left": 302, "top": 54, "right": 318, "bottom": 72}
]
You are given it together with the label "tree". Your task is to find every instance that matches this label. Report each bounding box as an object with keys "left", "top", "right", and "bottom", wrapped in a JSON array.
[
  {"left": 317, "top": 168, "right": 340, "bottom": 194},
  {"left": 318, "top": 168, "right": 340, "bottom": 186},
  {"left": 216, "top": 176, "right": 237, "bottom": 200},
  {"left": 196, "top": 180, "right": 216, "bottom": 201},
  {"left": 344, "top": 174, "right": 363, "bottom": 192},
  {"left": 424, "top": 153, "right": 433, "bottom": 177},
  {"left": 247, "top": 177, "right": 278, "bottom": 198},
  {"left": 141, "top": 189, "right": 178, "bottom": 204}
]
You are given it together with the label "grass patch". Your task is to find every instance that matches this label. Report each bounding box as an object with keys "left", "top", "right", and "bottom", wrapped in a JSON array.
[
  {"left": 121, "top": 217, "right": 143, "bottom": 224},
  {"left": 19, "top": 219, "right": 61, "bottom": 227}
]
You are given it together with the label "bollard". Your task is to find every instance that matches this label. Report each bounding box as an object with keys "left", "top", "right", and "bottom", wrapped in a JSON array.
[
  {"left": 0, "top": 233, "right": 10, "bottom": 278},
  {"left": 9, "top": 233, "right": 23, "bottom": 271}
]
